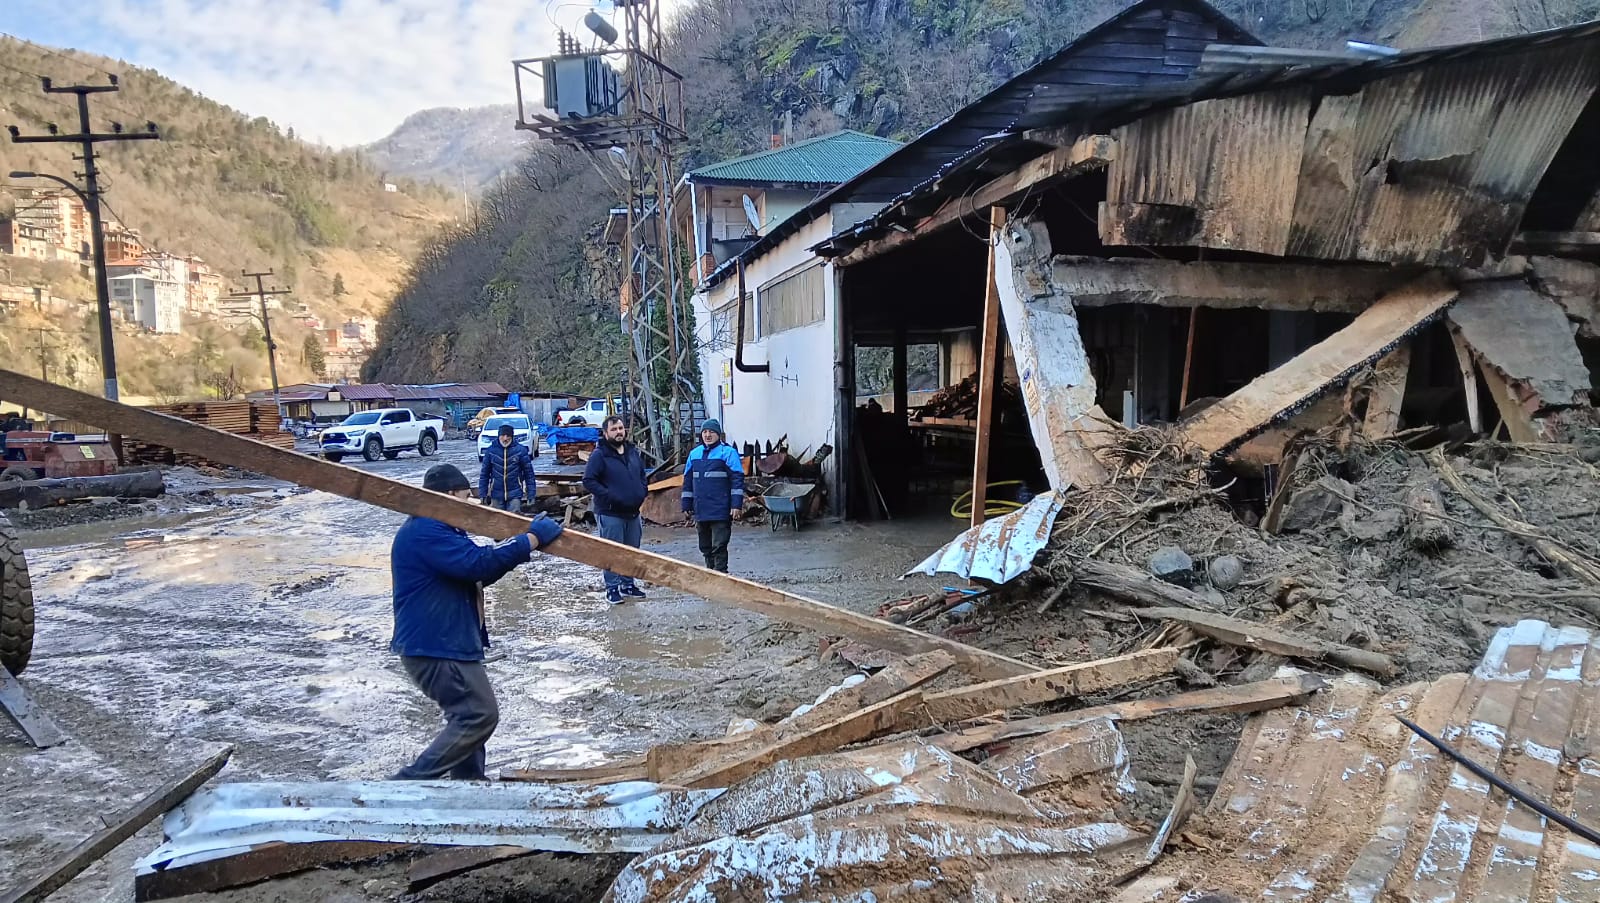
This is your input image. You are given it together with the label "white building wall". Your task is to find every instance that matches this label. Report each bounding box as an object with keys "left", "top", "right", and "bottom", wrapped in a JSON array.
[{"left": 692, "top": 214, "right": 838, "bottom": 457}]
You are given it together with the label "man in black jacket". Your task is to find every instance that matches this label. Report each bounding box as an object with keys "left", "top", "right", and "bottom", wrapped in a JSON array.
[{"left": 583, "top": 415, "right": 649, "bottom": 604}]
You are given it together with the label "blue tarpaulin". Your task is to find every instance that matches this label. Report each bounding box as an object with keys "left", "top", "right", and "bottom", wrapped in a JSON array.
[{"left": 539, "top": 425, "right": 601, "bottom": 443}]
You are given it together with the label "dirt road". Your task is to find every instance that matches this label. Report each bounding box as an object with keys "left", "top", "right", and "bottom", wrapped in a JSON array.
[{"left": 0, "top": 440, "right": 960, "bottom": 901}]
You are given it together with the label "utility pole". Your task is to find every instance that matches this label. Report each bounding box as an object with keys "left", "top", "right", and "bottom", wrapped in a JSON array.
[
  {"left": 227, "top": 270, "right": 293, "bottom": 410},
  {"left": 19, "top": 329, "right": 56, "bottom": 420},
  {"left": 8, "top": 76, "right": 160, "bottom": 402}
]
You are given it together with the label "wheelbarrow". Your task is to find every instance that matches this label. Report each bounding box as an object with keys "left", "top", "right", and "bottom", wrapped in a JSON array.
[{"left": 763, "top": 483, "right": 815, "bottom": 532}]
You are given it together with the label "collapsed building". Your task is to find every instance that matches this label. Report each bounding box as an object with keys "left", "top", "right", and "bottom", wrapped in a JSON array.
[{"left": 686, "top": 0, "right": 1599, "bottom": 519}]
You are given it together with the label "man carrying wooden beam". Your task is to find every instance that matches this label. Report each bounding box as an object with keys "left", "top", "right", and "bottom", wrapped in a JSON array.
[{"left": 390, "top": 463, "right": 565, "bottom": 781}]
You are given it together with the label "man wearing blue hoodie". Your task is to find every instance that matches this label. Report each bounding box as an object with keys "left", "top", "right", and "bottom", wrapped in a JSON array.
[
  {"left": 391, "top": 463, "right": 564, "bottom": 781},
  {"left": 682, "top": 419, "right": 744, "bottom": 572}
]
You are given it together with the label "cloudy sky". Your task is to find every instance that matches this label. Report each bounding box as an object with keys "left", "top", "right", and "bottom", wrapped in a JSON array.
[{"left": 3, "top": 0, "right": 677, "bottom": 147}]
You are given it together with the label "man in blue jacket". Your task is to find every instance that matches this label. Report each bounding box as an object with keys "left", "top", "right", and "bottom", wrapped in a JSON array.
[
  {"left": 391, "top": 463, "right": 564, "bottom": 781},
  {"left": 479, "top": 424, "right": 535, "bottom": 511},
  {"left": 583, "top": 415, "right": 649, "bottom": 604},
  {"left": 682, "top": 419, "right": 744, "bottom": 573}
]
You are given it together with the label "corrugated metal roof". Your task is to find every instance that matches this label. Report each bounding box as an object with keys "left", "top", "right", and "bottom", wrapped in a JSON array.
[
  {"left": 332, "top": 384, "right": 393, "bottom": 401},
  {"left": 685, "top": 130, "right": 901, "bottom": 187},
  {"left": 702, "top": 0, "right": 1258, "bottom": 289},
  {"left": 820, "top": 18, "right": 1600, "bottom": 266},
  {"left": 136, "top": 780, "right": 723, "bottom": 873},
  {"left": 907, "top": 491, "right": 1065, "bottom": 584},
  {"left": 1144, "top": 620, "right": 1600, "bottom": 901}
]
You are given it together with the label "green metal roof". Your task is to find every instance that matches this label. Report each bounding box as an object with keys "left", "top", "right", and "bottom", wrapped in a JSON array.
[{"left": 685, "top": 130, "right": 903, "bottom": 187}]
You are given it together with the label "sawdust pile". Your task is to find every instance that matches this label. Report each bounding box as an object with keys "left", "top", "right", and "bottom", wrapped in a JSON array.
[{"left": 993, "top": 428, "right": 1600, "bottom": 681}]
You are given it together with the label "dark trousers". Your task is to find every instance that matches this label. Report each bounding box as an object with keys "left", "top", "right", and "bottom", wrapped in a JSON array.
[
  {"left": 393, "top": 656, "right": 499, "bottom": 781},
  {"left": 487, "top": 497, "right": 521, "bottom": 511},
  {"left": 697, "top": 519, "right": 731, "bottom": 572},
  {"left": 597, "top": 513, "right": 642, "bottom": 588}
]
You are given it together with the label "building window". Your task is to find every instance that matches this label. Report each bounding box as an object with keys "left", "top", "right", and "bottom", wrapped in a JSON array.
[{"left": 758, "top": 265, "right": 825, "bottom": 338}]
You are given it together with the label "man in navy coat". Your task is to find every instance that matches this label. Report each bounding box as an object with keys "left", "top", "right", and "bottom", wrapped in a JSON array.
[{"left": 390, "top": 463, "right": 564, "bottom": 780}]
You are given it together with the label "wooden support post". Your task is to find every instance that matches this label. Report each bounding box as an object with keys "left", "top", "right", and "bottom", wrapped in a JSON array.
[
  {"left": 1361, "top": 343, "right": 1410, "bottom": 438},
  {"left": 3, "top": 747, "right": 232, "bottom": 903},
  {"left": 971, "top": 206, "right": 1007, "bottom": 529},
  {"left": 1448, "top": 331, "right": 1482, "bottom": 434},
  {"left": 1178, "top": 306, "right": 1199, "bottom": 411},
  {"left": 1478, "top": 365, "right": 1541, "bottom": 443},
  {"left": 892, "top": 326, "right": 908, "bottom": 420},
  {"left": 909, "top": 648, "right": 1178, "bottom": 728},
  {"left": 0, "top": 369, "right": 1035, "bottom": 680}
]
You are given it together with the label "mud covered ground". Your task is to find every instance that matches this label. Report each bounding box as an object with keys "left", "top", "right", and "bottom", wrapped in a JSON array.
[
  {"left": 0, "top": 440, "right": 974, "bottom": 902},
  {"left": 7, "top": 437, "right": 1592, "bottom": 902}
]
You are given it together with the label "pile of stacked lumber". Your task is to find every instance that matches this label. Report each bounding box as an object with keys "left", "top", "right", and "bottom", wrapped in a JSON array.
[
  {"left": 914, "top": 372, "right": 1021, "bottom": 420},
  {"left": 121, "top": 401, "right": 293, "bottom": 465}
]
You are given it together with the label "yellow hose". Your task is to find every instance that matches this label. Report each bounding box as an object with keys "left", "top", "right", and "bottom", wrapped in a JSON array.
[{"left": 951, "top": 480, "right": 1026, "bottom": 519}]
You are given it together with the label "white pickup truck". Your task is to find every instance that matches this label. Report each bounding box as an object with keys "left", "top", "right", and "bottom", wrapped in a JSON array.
[{"left": 320, "top": 408, "right": 444, "bottom": 463}]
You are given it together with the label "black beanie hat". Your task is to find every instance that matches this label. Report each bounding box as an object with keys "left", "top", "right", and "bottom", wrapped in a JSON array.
[
  {"left": 423, "top": 463, "right": 471, "bottom": 493},
  {"left": 499, "top": 423, "right": 515, "bottom": 437}
]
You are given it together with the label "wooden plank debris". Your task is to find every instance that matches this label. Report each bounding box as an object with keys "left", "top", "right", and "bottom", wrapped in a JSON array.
[
  {"left": 1179, "top": 278, "right": 1458, "bottom": 455},
  {"left": 407, "top": 846, "right": 535, "bottom": 892},
  {"left": 673, "top": 688, "right": 926, "bottom": 789},
  {"left": 0, "top": 665, "right": 65, "bottom": 748},
  {"left": 647, "top": 652, "right": 957, "bottom": 783},
  {"left": 909, "top": 648, "right": 1178, "bottom": 728},
  {"left": 971, "top": 207, "right": 1007, "bottom": 529},
  {"left": 3, "top": 746, "right": 232, "bottom": 903},
  {"left": 1136, "top": 607, "right": 1397, "bottom": 676},
  {"left": 1072, "top": 557, "right": 1223, "bottom": 612},
  {"left": 1448, "top": 329, "right": 1483, "bottom": 434},
  {"left": 499, "top": 757, "right": 646, "bottom": 784},
  {"left": 934, "top": 673, "right": 1328, "bottom": 753},
  {"left": 981, "top": 716, "right": 1130, "bottom": 797},
  {"left": 1360, "top": 343, "right": 1410, "bottom": 438},
  {"left": 839, "top": 135, "right": 1114, "bottom": 266},
  {"left": 0, "top": 370, "right": 1035, "bottom": 681},
  {"left": 136, "top": 841, "right": 414, "bottom": 902}
]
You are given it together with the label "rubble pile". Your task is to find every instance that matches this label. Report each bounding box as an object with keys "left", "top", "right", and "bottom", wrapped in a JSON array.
[{"left": 995, "top": 427, "right": 1600, "bottom": 681}]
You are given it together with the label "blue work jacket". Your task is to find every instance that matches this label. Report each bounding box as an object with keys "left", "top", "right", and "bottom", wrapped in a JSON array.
[{"left": 390, "top": 516, "right": 531, "bottom": 661}]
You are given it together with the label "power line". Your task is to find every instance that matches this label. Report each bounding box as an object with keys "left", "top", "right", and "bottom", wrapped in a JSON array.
[
  {"left": 226, "top": 271, "right": 293, "bottom": 406},
  {"left": 0, "top": 34, "right": 147, "bottom": 124},
  {"left": 8, "top": 78, "right": 161, "bottom": 403}
]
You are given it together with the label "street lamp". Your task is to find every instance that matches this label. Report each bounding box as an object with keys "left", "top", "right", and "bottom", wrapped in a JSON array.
[{"left": 10, "top": 170, "right": 120, "bottom": 401}]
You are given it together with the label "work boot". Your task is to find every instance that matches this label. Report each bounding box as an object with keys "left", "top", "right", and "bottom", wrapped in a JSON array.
[
  {"left": 606, "top": 586, "right": 625, "bottom": 605},
  {"left": 621, "top": 583, "right": 646, "bottom": 599}
]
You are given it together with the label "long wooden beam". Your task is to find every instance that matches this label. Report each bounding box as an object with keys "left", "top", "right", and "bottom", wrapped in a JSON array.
[
  {"left": 0, "top": 370, "right": 1034, "bottom": 680},
  {"left": 838, "top": 135, "right": 1114, "bottom": 267},
  {"left": 3, "top": 747, "right": 233, "bottom": 903},
  {"left": 970, "top": 206, "right": 1007, "bottom": 530}
]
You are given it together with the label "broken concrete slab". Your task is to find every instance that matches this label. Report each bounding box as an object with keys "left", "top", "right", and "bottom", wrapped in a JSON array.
[
  {"left": 1529, "top": 255, "right": 1600, "bottom": 338},
  {"left": 994, "top": 217, "right": 1114, "bottom": 490},
  {"left": 605, "top": 743, "right": 1144, "bottom": 903},
  {"left": 1447, "top": 279, "right": 1593, "bottom": 410},
  {"left": 1179, "top": 277, "right": 1458, "bottom": 456}
]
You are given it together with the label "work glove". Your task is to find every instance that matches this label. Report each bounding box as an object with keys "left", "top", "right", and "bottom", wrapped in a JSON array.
[{"left": 528, "top": 513, "right": 563, "bottom": 548}]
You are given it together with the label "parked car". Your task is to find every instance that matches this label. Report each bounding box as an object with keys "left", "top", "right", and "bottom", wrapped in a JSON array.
[
  {"left": 556, "top": 398, "right": 617, "bottom": 426},
  {"left": 321, "top": 408, "right": 443, "bottom": 462},
  {"left": 468, "top": 406, "right": 521, "bottom": 440},
  {"left": 477, "top": 413, "right": 538, "bottom": 460}
]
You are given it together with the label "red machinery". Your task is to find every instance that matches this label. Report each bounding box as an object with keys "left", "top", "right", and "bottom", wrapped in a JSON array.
[{"left": 1, "top": 431, "right": 118, "bottom": 481}]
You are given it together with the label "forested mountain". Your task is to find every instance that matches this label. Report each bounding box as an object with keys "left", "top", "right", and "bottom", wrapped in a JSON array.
[
  {"left": 0, "top": 37, "right": 457, "bottom": 398},
  {"left": 365, "top": 0, "right": 1600, "bottom": 393}
]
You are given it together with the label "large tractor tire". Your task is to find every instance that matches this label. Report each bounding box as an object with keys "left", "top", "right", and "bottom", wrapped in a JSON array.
[{"left": 0, "top": 512, "right": 35, "bottom": 675}]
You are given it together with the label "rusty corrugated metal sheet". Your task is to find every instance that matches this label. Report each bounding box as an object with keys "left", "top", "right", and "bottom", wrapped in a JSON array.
[
  {"left": 1107, "top": 39, "right": 1600, "bottom": 266},
  {"left": 906, "top": 491, "right": 1065, "bottom": 584},
  {"left": 1106, "top": 88, "right": 1314, "bottom": 255},
  {"left": 1145, "top": 620, "right": 1600, "bottom": 902}
]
